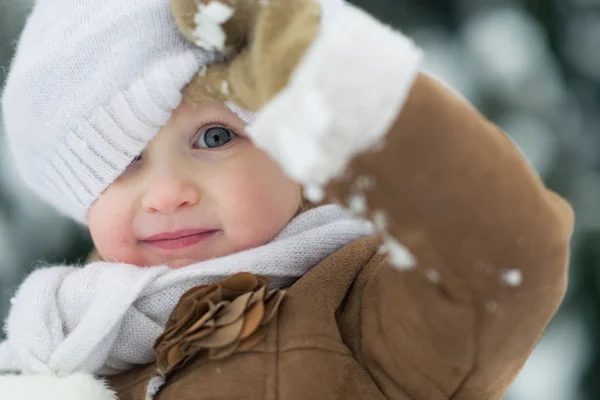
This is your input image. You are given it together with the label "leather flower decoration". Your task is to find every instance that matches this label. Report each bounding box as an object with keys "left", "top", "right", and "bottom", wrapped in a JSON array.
[{"left": 154, "top": 272, "right": 285, "bottom": 376}]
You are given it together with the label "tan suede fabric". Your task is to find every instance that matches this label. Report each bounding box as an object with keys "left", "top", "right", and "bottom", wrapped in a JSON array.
[
  {"left": 105, "top": 74, "right": 574, "bottom": 400},
  {"left": 172, "top": 0, "right": 321, "bottom": 111}
]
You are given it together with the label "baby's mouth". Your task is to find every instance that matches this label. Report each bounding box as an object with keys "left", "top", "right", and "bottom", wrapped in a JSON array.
[{"left": 141, "top": 229, "right": 218, "bottom": 251}]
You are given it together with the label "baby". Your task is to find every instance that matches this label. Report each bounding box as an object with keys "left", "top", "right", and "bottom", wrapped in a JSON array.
[
  {"left": 0, "top": 0, "right": 574, "bottom": 399},
  {"left": 87, "top": 101, "right": 303, "bottom": 270}
]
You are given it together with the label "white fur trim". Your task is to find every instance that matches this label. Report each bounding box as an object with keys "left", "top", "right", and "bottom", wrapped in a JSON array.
[
  {"left": 246, "top": 4, "right": 422, "bottom": 187},
  {"left": 0, "top": 373, "right": 117, "bottom": 400}
]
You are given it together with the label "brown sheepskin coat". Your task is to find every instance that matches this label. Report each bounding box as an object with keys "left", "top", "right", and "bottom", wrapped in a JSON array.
[{"left": 106, "top": 73, "right": 574, "bottom": 400}]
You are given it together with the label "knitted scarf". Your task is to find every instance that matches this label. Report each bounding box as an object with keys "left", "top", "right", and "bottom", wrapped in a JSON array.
[{"left": 0, "top": 205, "right": 373, "bottom": 377}]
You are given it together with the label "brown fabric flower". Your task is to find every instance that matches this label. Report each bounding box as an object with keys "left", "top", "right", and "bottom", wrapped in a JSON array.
[{"left": 153, "top": 272, "right": 285, "bottom": 376}]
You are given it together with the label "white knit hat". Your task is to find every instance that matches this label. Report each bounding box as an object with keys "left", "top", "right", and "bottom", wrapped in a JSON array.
[
  {"left": 1, "top": 0, "right": 222, "bottom": 224},
  {"left": 1, "top": 0, "right": 344, "bottom": 225}
]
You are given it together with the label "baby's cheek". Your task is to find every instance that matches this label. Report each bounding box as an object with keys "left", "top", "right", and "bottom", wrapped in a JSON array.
[
  {"left": 91, "top": 219, "right": 136, "bottom": 263},
  {"left": 225, "top": 169, "right": 297, "bottom": 236},
  {"left": 88, "top": 193, "right": 142, "bottom": 265},
  {"left": 223, "top": 174, "right": 271, "bottom": 216}
]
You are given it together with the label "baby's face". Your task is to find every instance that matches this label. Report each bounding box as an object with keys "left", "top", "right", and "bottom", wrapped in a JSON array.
[{"left": 88, "top": 102, "right": 301, "bottom": 268}]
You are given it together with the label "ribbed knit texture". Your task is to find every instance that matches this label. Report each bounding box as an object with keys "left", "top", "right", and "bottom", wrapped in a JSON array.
[{"left": 1, "top": 0, "right": 218, "bottom": 224}]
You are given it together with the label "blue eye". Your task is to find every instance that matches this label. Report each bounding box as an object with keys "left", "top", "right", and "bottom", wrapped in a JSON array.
[{"left": 196, "top": 126, "right": 235, "bottom": 149}]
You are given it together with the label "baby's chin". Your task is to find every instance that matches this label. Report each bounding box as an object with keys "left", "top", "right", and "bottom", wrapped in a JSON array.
[
  {"left": 142, "top": 247, "right": 238, "bottom": 269},
  {"left": 133, "top": 253, "right": 216, "bottom": 269},
  {"left": 164, "top": 257, "right": 208, "bottom": 269},
  {"left": 96, "top": 246, "right": 223, "bottom": 268}
]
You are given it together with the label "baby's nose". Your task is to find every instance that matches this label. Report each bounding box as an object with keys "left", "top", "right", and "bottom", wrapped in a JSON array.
[{"left": 142, "top": 174, "right": 200, "bottom": 214}]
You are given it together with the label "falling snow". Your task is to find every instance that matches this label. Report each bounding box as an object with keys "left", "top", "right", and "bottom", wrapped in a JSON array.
[
  {"left": 425, "top": 268, "right": 441, "bottom": 283},
  {"left": 355, "top": 175, "right": 376, "bottom": 191},
  {"left": 347, "top": 193, "right": 367, "bottom": 215},
  {"left": 372, "top": 210, "right": 388, "bottom": 231},
  {"left": 502, "top": 269, "right": 522, "bottom": 287},
  {"left": 304, "top": 184, "right": 325, "bottom": 203}
]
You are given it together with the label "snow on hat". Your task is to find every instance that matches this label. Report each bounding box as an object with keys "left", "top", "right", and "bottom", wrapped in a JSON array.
[{"left": 1, "top": 0, "right": 344, "bottom": 225}]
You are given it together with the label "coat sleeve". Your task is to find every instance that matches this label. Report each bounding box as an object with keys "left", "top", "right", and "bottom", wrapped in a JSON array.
[
  {"left": 245, "top": 5, "right": 574, "bottom": 399},
  {"left": 326, "top": 72, "right": 574, "bottom": 399}
]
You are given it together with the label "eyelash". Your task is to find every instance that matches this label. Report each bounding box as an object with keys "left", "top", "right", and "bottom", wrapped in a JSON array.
[{"left": 129, "top": 118, "right": 238, "bottom": 165}]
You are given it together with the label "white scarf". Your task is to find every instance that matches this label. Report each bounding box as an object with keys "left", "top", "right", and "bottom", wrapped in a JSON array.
[{"left": 0, "top": 205, "right": 373, "bottom": 377}]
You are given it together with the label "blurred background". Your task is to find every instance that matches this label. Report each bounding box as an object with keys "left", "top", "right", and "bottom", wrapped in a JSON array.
[{"left": 1, "top": 0, "right": 599, "bottom": 397}]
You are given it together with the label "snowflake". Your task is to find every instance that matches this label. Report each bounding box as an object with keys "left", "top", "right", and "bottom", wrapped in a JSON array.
[
  {"left": 502, "top": 269, "right": 522, "bottom": 287},
  {"left": 346, "top": 193, "right": 367, "bottom": 215},
  {"left": 425, "top": 268, "right": 441, "bottom": 283},
  {"left": 372, "top": 210, "right": 387, "bottom": 231},
  {"left": 355, "top": 175, "right": 376, "bottom": 191},
  {"left": 304, "top": 184, "right": 325, "bottom": 202}
]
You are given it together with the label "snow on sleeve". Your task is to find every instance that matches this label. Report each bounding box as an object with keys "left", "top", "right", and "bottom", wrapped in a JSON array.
[
  {"left": 346, "top": 192, "right": 367, "bottom": 215},
  {"left": 425, "top": 268, "right": 441, "bottom": 284},
  {"left": 245, "top": 4, "right": 422, "bottom": 197},
  {"left": 145, "top": 376, "right": 166, "bottom": 400},
  {"left": 502, "top": 268, "right": 522, "bottom": 287},
  {"left": 193, "top": 1, "right": 235, "bottom": 52},
  {"left": 372, "top": 210, "right": 415, "bottom": 269},
  {"left": 380, "top": 236, "right": 416, "bottom": 269},
  {"left": 243, "top": 5, "right": 421, "bottom": 271},
  {"left": 304, "top": 184, "right": 326, "bottom": 203}
]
